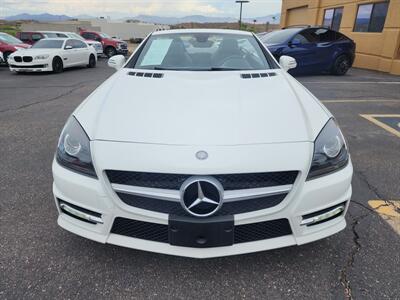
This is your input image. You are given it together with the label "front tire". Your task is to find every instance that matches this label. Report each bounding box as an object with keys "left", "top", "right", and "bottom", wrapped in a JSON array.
[
  {"left": 52, "top": 57, "right": 63, "bottom": 73},
  {"left": 331, "top": 55, "right": 351, "bottom": 76},
  {"left": 87, "top": 54, "right": 96, "bottom": 68},
  {"left": 105, "top": 46, "right": 117, "bottom": 58}
]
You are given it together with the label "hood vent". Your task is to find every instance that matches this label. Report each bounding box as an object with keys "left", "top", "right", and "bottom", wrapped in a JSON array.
[
  {"left": 241, "top": 72, "right": 277, "bottom": 79},
  {"left": 128, "top": 71, "right": 164, "bottom": 78}
]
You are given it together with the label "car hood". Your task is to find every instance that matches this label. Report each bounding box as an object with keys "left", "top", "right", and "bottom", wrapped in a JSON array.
[
  {"left": 104, "top": 38, "right": 126, "bottom": 44},
  {"left": 76, "top": 69, "right": 330, "bottom": 146},
  {"left": 14, "top": 43, "right": 30, "bottom": 49},
  {"left": 10, "top": 48, "right": 60, "bottom": 56}
]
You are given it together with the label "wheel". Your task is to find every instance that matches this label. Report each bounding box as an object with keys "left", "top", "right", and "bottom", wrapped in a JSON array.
[
  {"left": 2, "top": 52, "right": 12, "bottom": 65},
  {"left": 52, "top": 57, "right": 63, "bottom": 73},
  {"left": 331, "top": 55, "right": 351, "bottom": 75},
  {"left": 105, "top": 46, "right": 117, "bottom": 58},
  {"left": 87, "top": 54, "right": 96, "bottom": 68}
]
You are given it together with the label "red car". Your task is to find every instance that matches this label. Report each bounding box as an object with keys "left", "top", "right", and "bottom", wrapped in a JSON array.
[
  {"left": 16, "top": 31, "right": 46, "bottom": 45},
  {"left": 0, "top": 32, "right": 30, "bottom": 63},
  {"left": 80, "top": 30, "right": 128, "bottom": 57}
]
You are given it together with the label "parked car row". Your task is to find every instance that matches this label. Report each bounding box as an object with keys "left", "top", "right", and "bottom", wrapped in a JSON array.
[
  {"left": 0, "top": 28, "right": 131, "bottom": 74},
  {"left": 17, "top": 31, "right": 104, "bottom": 56},
  {"left": 15, "top": 30, "right": 128, "bottom": 58}
]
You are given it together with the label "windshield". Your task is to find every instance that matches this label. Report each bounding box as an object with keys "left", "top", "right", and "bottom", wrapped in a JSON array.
[
  {"left": 99, "top": 33, "right": 110, "bottom": 38},
  {"left": 0, "top": 33, "right": 23, "bottom": 45},
  {"left": 260, "top": 29, "right": 300, "bottom": 45},
  {"left": 133, "top": 32, "right": 272, "bottom": 71},
  {"left": 32, "top": 40, "right": 64, "bottom": 49}
]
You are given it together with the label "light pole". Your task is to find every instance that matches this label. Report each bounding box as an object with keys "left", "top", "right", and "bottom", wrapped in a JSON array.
[{"left": 236, "top": 0, "right": 249, "bottom": 30}]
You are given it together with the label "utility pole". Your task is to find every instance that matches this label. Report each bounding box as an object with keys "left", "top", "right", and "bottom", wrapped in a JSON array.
[{"left": 236, "top": 0, "right": 249, "bottom": 30}]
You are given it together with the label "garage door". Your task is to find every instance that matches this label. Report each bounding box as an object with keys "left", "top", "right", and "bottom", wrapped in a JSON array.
[{"left": 286, "top": 6, "right": 309, "bottom": 26}]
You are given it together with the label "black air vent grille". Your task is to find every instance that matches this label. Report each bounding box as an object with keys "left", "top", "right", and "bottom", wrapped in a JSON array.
[
  {"left": 111, "top": 217, "right": 292, "bottom": 244},
  {"left": 128, "top": 71, "right": 164, "bottom": 78},
  {"left": 241, "top": 72, "right": 277, "bottom": 79}
]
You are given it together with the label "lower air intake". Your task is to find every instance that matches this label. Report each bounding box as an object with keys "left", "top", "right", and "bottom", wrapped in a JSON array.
[{"left": 111, "top": 217, "right": 292, "bottom": 245}]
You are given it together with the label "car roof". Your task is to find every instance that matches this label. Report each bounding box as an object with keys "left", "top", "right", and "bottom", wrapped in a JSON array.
[{"left": 152, "top": 28, "right": 253, "bottom": 36}]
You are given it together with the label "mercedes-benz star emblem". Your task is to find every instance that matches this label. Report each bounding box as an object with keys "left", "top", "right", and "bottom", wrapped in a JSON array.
[
  {"left": 180, "top": 177, "right": 224, "bottom": 217},
  {"left": 195, "top": 150, "right": 208, "bottom": 160}
]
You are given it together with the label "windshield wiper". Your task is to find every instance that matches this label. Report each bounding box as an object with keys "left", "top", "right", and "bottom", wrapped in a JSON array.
[{"left": 209, "top": 67, "right": 242, "bottom": 71}]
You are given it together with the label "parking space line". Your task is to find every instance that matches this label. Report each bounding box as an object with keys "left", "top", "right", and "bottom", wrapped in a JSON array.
[
  {"left": 368, "top": 200, "right": 400, "bottom": 234},
  {"left": 360, "top": 114, "right": 400, "bottom": 138},
  {"left": 322, "top": 99, "right": 399, "bottom": 103},
  {"left": 303, "top": 81, "right": 400, "bottom": 84}
]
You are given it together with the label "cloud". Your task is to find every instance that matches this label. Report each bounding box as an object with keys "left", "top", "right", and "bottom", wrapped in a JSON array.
[{"left": 1, "top": 0, "right": 281, "bottom": 18}]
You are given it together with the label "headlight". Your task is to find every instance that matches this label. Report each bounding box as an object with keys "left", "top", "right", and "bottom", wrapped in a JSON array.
[
  {"left": 34, "top": 54, "right": 49, "bottom": 60},
  {"left": 307, "top": 118, "right": 349, "bottom": 180},
  {"left": 56, "top": 116, "right": 97, "bottom": 178}
]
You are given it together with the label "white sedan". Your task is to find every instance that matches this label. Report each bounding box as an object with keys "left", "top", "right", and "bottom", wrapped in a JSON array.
[
  {"left": 53, "top": 29, "right": 352, "bottom": 258},
  {"left": 8, "top": 38, "right": 97, "bottom": 73}
]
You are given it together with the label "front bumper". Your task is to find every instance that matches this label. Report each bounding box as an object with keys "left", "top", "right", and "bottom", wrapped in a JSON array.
[
  {"left": 116, "top": 47, "right": 128, "bottom": 55},
  {"left": 52, "top": 147, "right": 353, "bottom": 258},
  {"left": 9, "top": 60, "right": 52, "bottom": 72}
]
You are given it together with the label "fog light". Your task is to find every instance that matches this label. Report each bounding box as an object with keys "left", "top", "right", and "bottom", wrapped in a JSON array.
[{"left": 301, "top": 205, "right": 345, "bottom": 226}]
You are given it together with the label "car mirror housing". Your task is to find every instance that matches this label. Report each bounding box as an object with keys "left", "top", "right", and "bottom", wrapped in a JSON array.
[
  {"left": 108, "top": 55, "right": 126, "bottom": 70},
  {"left": 289, "top": 39, "right": 301, "bottom": 47},
  {"left": 65, "top": 45, "right": 73, "bottom": 50},
  {"left": 279, "top": 55, "right": 297, "bottom": 71}
]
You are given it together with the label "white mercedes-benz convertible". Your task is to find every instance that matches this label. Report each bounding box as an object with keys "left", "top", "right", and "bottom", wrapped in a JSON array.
[
  {"left": 8, "top": 38, "right": 97, "bottom": 73},
  {"left": 53, "top": 29, "right": 353, "bottom": 258}
]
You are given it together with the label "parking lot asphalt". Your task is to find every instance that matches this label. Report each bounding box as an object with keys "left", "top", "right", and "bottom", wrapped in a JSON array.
[{"left": 0, "top": 60, "right": 399, "bottom": 299}]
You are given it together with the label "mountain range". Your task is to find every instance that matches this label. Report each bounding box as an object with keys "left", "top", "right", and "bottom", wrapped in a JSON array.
[
  {"left": 4, "top": 13, "right": 280, "bottom": 24},
  {"left": 4, "top": 13, "right": 73, "bottom": 22},
  {"left": 131, "top": 14, "right": 280, "bottom": 25}
]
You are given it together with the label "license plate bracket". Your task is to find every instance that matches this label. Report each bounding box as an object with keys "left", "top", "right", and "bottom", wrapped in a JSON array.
[{"left": 168, "top": 215, "right": 234, "bottom": 248}]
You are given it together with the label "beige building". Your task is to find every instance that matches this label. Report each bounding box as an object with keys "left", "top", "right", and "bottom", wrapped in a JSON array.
[
  {"left": 280, "top": 0, "right": 400, "bottom": 75},
  {"left": 20, "top": 19, "right": 170, "bottom": 40}
]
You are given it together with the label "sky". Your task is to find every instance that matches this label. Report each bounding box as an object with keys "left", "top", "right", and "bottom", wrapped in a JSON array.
[{"left": 0, "top": 0, "right": 282, "bottom": 18}]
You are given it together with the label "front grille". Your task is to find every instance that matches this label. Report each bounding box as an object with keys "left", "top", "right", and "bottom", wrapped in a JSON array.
[
  {"left": 120, "top": 44, "right": 128, "bottom": 49},
  {"left": 111, "top": 217, "right": 292, "bottom": 245},
  {"left": 10, "top": 64, "right": 46, "bottom": 69},
  {"left": 14, "top": 56, "right": 22, "bottom": 62},
  {"left": 106, "top": 170, "right": 298, "bottom": 191},
  {"left": 23, "top": 56, "right": 33, "bottom": 62},
  {"left": 117, "top": 192, "right": 287, "bottom": 216}
]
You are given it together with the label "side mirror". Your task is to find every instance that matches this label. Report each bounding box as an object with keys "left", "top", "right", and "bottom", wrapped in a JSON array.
[
  {"left": 96, "top": 37, "right": 102, "bottom": 42},
  {"left": 65, "top": 45, "right": 73, "bottom": 50},
  {"left": 289, "top": 38, "right": 301, "bottom": 47},
  {"left": 108, "top": 55, "right": 126, "bottom": 70},
  {"left": 279, "top": 55, "right": 297, "bottom": 71}
]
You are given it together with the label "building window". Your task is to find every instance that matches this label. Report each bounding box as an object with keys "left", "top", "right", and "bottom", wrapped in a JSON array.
[
  {"left": 354, "top": 2, "right": 389, "bottom": 32},
  {"left": 323, "top": 7, "right": 343, "bottom": 31}
]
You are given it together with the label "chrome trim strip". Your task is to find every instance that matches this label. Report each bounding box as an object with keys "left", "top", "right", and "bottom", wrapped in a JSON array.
[
  {"left": 111, "top": 183, "right": 292, "bottom": 203},
  {"left": 300, "top": 205, "right": 345, "bottom": 226},
  {"left": 60, "top": 203, "right": 103, "bottom": 224},
  {"left": 112, "top": 184, "right": 181, "bottom": 202},
  {"left": 223, "top": 185, "right": 292, "bottom": 202}
]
